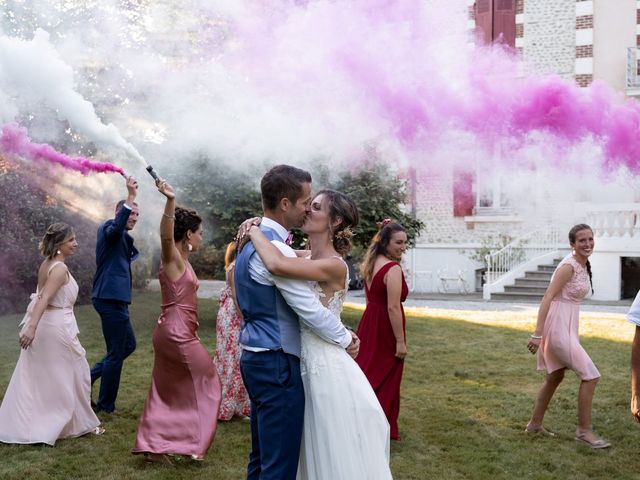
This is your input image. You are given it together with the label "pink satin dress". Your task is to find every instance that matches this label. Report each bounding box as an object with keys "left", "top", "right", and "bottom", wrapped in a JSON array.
[
  {"left": 537, "top": 255, "right": 600, "bottom": 381},
  {"left": 133, "top": 262, "right": 221, "bottom": 457}
]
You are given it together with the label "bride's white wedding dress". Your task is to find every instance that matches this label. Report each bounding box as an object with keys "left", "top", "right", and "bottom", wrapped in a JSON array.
[{"left": 297, "top": 258, "right": 392, "bottom": 480}]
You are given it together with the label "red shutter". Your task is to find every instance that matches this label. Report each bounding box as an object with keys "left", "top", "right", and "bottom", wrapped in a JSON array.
[
  {"left": 493, "top": 0, "right": 516, "bottom": 47},
  {"left": 453, "top": 170, "right": 475, "bottom": 217},
  {"left": 474, "top": 0, "right": 493, "bottom": 45}
]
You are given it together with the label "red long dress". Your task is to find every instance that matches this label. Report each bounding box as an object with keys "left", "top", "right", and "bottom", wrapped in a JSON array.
[{"left": 356, "top": 261, "right": 408, "bottom": 440}]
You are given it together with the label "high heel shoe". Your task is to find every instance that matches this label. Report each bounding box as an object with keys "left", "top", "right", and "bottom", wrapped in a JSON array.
[{"left": 92, "top": 426, "right": 106, "bottom": 435}]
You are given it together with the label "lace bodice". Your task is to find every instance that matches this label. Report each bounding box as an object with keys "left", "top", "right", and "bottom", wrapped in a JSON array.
[
  {"left": 552, "top": 254, "right": 591, "bottom": 304},
  {"left": 306, "top": 255, "right": 349, "bottom": 315},
  {"left": 300, "top": 256, "right": 350, "bottom": 376}
]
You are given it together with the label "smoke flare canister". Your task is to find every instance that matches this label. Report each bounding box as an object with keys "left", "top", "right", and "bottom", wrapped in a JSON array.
[{"left": 146, "top": 165, "right": 161, "bottom": 181}]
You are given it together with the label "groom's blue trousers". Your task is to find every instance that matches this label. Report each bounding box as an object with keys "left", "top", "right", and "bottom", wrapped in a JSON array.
[{"left": 240, "top": 349, "right": 304, "bottom": 480}]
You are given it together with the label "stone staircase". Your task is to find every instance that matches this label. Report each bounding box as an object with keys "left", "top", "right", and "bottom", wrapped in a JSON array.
[{"left": 490, "top": 258, "right": 561, "bottom": 302}]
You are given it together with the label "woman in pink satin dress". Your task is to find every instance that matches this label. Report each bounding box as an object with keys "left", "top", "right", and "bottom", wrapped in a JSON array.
[
  {"left": 526, "top": 224, "right": 609, "bottom": 449},
  {"left": 133, "top": 180, "right": 221, "bottom": 463}
]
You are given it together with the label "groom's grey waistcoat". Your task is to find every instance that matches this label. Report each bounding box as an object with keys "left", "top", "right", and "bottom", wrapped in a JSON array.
[{"left": 235, "top": 226, "right": 301, "bottom": 357}]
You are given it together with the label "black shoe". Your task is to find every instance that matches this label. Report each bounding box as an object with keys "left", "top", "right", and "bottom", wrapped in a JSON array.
[{"left": 91, "top": 400, "right": 98, "bottom": 412}]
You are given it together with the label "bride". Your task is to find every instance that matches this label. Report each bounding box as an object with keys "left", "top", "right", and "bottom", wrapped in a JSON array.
[{"left": 245, "top": 189, "right": 392, "bottom": 480}]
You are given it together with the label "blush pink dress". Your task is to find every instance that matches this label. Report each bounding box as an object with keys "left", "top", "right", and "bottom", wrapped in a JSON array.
[
  {"left": 537, "top": 255, "right": 600, "bottom": 381},
  {"left": 133, "top": 262, "right": 221, "bottom": 457},
  {"left": 0, "top": 262, "right": 100, "bottom": 445}
]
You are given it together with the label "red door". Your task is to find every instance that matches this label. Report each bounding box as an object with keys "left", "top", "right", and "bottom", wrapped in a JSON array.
[
  {"left": 474, "top": 0, "right": 493, "bottom": 45},
  {"left": 474, "top": 0, "right": 515, "bottom": 48},
  {"left": 493, "top": 0, "right": 515, "bottom": 47}
]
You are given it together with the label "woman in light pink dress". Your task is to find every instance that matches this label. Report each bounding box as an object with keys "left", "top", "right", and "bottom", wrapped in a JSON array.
[
  {"left": 0, "top": 223, "right": 103, "bottom": 445},
  {"left": 526, "top": 224, "right": 609, "bottom": 448},
  {"left": 214, "top": 242, "right": 250, "bottom": 421},
  {"left": 133, "top": 180, "right": 221, "bottom": 464}
]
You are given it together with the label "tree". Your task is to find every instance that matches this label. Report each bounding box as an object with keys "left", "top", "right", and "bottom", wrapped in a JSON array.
[
  {"left": 165, "top": 158, "right": 263, "bottom": 278},
  {"left": 330, "top": 162, "right": 424, "bottom": 258}
]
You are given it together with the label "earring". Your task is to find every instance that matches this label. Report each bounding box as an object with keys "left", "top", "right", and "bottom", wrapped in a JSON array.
[
  {"left": 188, "top": 243, "right": 193, "bottom": 252},
  {"left": 56, "top": 250, "right": 61, "bottom": 255}
]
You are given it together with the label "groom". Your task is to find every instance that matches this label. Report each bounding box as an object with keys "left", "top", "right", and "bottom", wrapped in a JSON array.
[{"left": 235, "top": 164, "right": 358, "bottom": 480}]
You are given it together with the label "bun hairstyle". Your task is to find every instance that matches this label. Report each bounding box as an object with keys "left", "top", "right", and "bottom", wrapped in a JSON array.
[
  {"left": 361, "top": 220, "right": 406, "bottom": 282},
  {"left": 39, "top": 222, "right": 74, "bottom": 259},
  {"left": 316, "top": 189, "right": 359, "bottom": 256},
  {"left": 568, "top": 223, "right": 594, "bottom": 294},
  {"left": 174, "top": 206, "right": 202, "bottom": 242}
]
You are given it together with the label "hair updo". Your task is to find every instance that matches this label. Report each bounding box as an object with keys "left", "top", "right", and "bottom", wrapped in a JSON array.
[
  {"left": 174, "top": 206, "right": 202, "bottom": 242},
  {"left": 316, "top": 189, "right": 359, "bottom": 256},
  {"left": 39, "top": 222, "right": 74, "bottom": 259}
]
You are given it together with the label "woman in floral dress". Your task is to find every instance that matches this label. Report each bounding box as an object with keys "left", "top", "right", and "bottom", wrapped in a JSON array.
[{"left": 214, "top": 242, "right": 250, "bottom": 420}]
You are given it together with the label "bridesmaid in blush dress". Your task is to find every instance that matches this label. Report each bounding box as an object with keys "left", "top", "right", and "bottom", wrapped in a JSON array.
[
  {"left": 526, "top": 224, "right": 609, "bottom": 449},
  {"left": 356, "top": 220, "right": 409, "bottom": 441},
  {"left": 0, "top": 223, "right": 103, "bottom": 445},
  {"left": 133, "top": 180, "right": 221, "bottom": 463}
]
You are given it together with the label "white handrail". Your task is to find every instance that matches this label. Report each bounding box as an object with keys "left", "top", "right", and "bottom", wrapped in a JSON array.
[{"left": 485, "top": 228, "right": 561, "bottom": 284}]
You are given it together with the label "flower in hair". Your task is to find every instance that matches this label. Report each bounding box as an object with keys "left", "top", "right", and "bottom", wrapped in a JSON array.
[
  {"left": 335, "top": 226, "right": 354, "bottom": 241},
  {"left": 379, "top": 218, "right": 392, "bottom": 229}
]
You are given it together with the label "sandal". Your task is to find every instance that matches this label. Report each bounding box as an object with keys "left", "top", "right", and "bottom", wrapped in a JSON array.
[
  {"left": 524, "top": 424, "right": 556, "bottom": 437},
  {"left": 93, "top": 426, "right": 106, "bottom": 436},
  {"left": 189, "top": 454, "right": 204, "bottom": 461},
  {"left": 575, "top": 431, "right": 610, "bottom": 449}
]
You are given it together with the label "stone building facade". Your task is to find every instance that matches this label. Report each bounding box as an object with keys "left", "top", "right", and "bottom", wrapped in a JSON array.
[{"left": 407, "top": 0, "right": 640, "bottom": 299}]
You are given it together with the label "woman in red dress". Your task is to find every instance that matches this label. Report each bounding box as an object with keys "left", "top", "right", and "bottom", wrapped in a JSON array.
[{"left": 356, "top": 220, "right": 408, "bottom": 440}]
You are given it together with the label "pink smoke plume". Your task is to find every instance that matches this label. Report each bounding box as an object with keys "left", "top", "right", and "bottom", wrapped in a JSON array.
[
  {"left": 0, "top": 123, "right": 124, "bottom": 175},
  {"left": 226, "top": 0, "right": 640, "bottom": 173}
]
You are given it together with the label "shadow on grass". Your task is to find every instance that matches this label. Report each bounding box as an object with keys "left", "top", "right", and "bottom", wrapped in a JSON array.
[{"left": 0, "top": 291, "right": 637, "bottom": 480}]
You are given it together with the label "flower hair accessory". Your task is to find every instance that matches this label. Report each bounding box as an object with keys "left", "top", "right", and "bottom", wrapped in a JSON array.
[
  {"left": 379, "top": 218, "right": 392, "bottom": 229},
  {"left": 335, "top": 226, "right": 354, "bottom": 241}
]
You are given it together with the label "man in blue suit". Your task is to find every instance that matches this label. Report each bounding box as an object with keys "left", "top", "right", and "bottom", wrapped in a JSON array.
[
  {"left": 235, "top": 165, "right": 358, "bottom": 480},
  {"left": 90, "top": 175, "right": 139, "bottom": 413}
]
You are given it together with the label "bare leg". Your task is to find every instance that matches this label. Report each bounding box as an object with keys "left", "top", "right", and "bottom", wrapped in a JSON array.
[
  {"left": 527, "top": 369, "right": 565, "bottom": 429},
  {"left": 576, "top": 378, "right": 602, "bottom": 443}
]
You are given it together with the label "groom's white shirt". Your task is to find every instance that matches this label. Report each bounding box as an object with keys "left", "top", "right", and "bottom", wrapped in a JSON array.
[{"left": 244, "top": 217, "right": 352, "bottom": 350}]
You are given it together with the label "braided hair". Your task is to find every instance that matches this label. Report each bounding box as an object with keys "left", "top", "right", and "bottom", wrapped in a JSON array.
[{"left": 568, "top": 223, "right": 594, "bottom": 294}]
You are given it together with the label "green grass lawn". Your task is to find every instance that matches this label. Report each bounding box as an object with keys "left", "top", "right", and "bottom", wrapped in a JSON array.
[{"left": 0, "top": 292, "right": 639, "bottom": 479}]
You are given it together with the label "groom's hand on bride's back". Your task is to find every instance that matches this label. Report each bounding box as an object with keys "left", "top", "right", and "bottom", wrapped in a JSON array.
[{"left": 346, "top": 331, "right": 360, "bottom": 359}]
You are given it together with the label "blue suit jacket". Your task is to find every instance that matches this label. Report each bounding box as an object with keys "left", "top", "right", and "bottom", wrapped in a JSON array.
[{"left": 91, "top": 205, "right": 139, "bottom": 304}]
